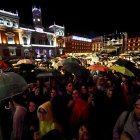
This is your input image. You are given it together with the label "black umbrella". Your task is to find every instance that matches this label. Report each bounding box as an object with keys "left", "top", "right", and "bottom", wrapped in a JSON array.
[
  {"left": 114, "top": 58, "right": 135, "bottom": 67},
  {"left": 114, "top": 58, "right": 138, "bottom": 74},
  {"left": 36, "top": 69, "right": 62, "bottom": 83},
  {"left": 76, "top": 65, "right": 91, "bottom": 78},
  {"left": 63, "top": 62, "right": 90, "bottom": 78},
  {"left": 63, "top": 57, "right": 81, "bottom": 66},
  {"left": 37, "top": 69, "right": 61, "bottom": 78},
  {"left": 19, "top": 63, "right": 35, "bottom": 72}
]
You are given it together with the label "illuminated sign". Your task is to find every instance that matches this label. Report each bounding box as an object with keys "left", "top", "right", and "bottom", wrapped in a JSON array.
[{"left": 72, "top": 36, "right": 92, "bottom": 42}]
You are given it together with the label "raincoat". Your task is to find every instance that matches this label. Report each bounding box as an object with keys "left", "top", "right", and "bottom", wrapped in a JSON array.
[{"left": 37, "top": 101, "right": 62, "bottom": 138}]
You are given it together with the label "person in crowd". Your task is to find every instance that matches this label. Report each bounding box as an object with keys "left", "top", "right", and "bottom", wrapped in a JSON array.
[
  {"left": 77, "top": 122, "right": 93, "bottom": 140},
  {"left": 62, "top": 81, "right": 74, "bottom": 134},
  {"left": 33, "top": 130, "right": 41, "bottom": 140},
  {"left": 120, "top": 75, "right": 132, "bottom": 109},
  {"left": 80, "top": 85, "right": 89, "bottom": 101},
  {"left": 95, "top": 87, "right": 120, "bottom": 140},
  {"left": 42, "top": 81, "right": 50, "bottom": 101},
  {"left": 113, "top": 97, "right": 140, "bottom": 140},
  {"left": 96, "top": 76, "right": 106, "bottom": 91},
  {"left": 28, "top": 87, "right": 44, "bottom": 106},
  {"left": 32, "top": 80, "right": 42, "bottom": 92},
  {"left": 37, "top": 101, "right": 63, "bottom": 139},
  {"left": 27, "top": 99, "right": 39, "bottom": 140},
  {"left": 41, "top": 129, "right": 64, "bottom": 140},
  {"left": 120, "top": 131, "right": 134, "bottom": 140},
  {"left": 0, "top": 99, "right": 14, "bottom": 140},
  {"left": 11, "top": 94, "right": 29, "bottom": 140},
  {"left": 48, "top": 88, "right": 58, "bottom": 102},
  {"left": 69, "top": 89, "right": 89, "bottom": 139}
]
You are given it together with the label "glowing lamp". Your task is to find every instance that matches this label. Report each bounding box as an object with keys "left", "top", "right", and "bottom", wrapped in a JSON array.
[
  {"left": 16, "top": 41, "right": 19, "bottom": 45},
  {"left": 3, "top": 39, "right": 6, "bottom": 44}
]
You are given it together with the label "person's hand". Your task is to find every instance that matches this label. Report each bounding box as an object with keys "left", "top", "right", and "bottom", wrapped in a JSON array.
[
  {"left": 67, "top": 99, "right": 74, "bottom": 108},
  {"left": 88, "top": 95, "right": 93, "bottom": 103}
]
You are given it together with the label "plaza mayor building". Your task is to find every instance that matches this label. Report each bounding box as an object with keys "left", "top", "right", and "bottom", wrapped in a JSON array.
[{"left": 0, "top": 6, "right": 65, "bottom": 60}]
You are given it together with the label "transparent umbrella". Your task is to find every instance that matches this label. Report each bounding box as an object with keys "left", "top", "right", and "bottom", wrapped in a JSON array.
[{"left": 0, "top": 71, "right": 28, "bottom": 101}]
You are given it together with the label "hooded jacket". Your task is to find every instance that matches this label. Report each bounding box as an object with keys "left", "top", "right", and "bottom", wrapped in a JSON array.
[{"left": 37, "top": 101, "right": 62, "bottom": 138}]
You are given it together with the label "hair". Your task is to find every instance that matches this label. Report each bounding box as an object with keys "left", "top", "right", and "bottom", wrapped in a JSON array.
[
  {"left": 79, "top": 121, "right": 93, "bottom": 138},
  {"left": 65, "top": 80, "right": 73, "bottom": 87},
  {"left": 41, "top": 129, "right": 63, "bottom": 140},
  {"left": 128, "top": 95, "right": 140, "bottom": 111},
  {"left": 120, "top": 131, "right": 134, "bottom": 140},
  {"left": 79, "top": 121, "right": 93, "bottom": 132},
  {"left": 12, "top": 93, "right": 27, "bottom": 107},
  {"left": 27, "top": 97, "right": 39, "bottom": 107}
]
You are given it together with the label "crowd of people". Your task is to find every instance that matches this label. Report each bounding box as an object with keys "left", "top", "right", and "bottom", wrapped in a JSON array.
[{"left": 0, "top": 57, "right": 140, "bottom": 140}]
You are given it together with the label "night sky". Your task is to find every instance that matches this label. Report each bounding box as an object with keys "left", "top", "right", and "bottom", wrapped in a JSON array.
[{"left": 0, "top": 0, "right": 140, "bottom": 37}]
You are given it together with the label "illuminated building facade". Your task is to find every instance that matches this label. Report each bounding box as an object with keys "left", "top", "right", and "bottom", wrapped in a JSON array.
[
  {"left": 103, "top": 32, "right": 128, "bottom": 54},
  {"left": 64, "top": 32, "right": 128, "bottom": 56},
  {"left": 65, "top": 35, "right": 93, "bottom": 55},
  {"left": 64, "top": 34, "right": 104, "bottom": 55},
  {"left": 127, "top": 37, "right": 140, "bottom": 52},
  {"left": 0, "top": 6, "right": 65, "bottom": 60},
  {"left": 0, "top": 10, "right": 22, "bottom": 59},
  {"left": 92, "top": 36, "right": 104, "bottom": 52}
]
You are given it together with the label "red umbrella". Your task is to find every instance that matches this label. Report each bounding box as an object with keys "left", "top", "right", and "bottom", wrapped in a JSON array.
[
  {"left": 0, "top": 60, "right": 13, "bottom": 71},
  {"left": 0, "top": 60, "right": 10, "bottom": 69},
  {"left": 88, "top": 64, "right": 110, "bottom": 72}
]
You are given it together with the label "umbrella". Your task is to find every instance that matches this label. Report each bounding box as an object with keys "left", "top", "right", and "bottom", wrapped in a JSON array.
[
  {"left": 17, "top": 59, "right": 35, "bottom": 65},
  {"left": 114, "top": 58, "right": 135, "bottom": 66},
  {"left": 88, "top": 64, "right": 110, "bottom": 72},
  {"left": 110, "top": 65, "right": 135, "bottom": 77},
  {"left": 36, "top": 69, "right": 62, "bottom": 78},
  {"left": 0, "top": 60, "right": 10, "bottom": 68},
  {"left": 53, "top": 62, "right": 63, "bottom": 69},
  {"left": 114, "top": 58, "right": 138, "bottom": 74},
  {"left": 63, "top": 63, "right": 80, "bottom": 74},
  {"left": 19, "top": 64, "right": 35, "bottom": 72},
  {"left": 76, "top": 65, "right": 90, "bottom": 78},
  {"left": 132, "top": 56, "right": 140, "bottom": 62},
  {"left": 36, "top": 69, "right": 62, "bottom": 84},
  {"left": 63, "top": 63, "right": 90, "bottom": 77},
  {"left": 63, "top": 57, "right": 81, "bottom": 65},
  {"left": 0, "top": 60, "right": 13, "bottom": 72},
  {"left": 0, "top": 71, "right": 28, "bottom": 101}
]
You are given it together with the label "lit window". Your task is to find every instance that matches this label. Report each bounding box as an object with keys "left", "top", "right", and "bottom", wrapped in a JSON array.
[
  {"left": 0, "top": 18, "right": 4, "bottom": 25},
  {"left": 13, "top": 22, "right": 18, "bottom": 28},
  {"left": 8, "top": 47, "right": 16, "bottom": 56},
  {"left": 23, "top": 37, "right": 27, "bottom": 45},
  {"left": 8, "top": 36, "right": 15, "bottom": 44},
  {"left": 5, "top": 19, "right": 11, "bottom": 27}
]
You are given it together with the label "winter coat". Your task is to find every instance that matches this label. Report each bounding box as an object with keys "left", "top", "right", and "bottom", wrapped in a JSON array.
[{"left": 113, "top": 111, "right": 140, "bottom": 140}]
